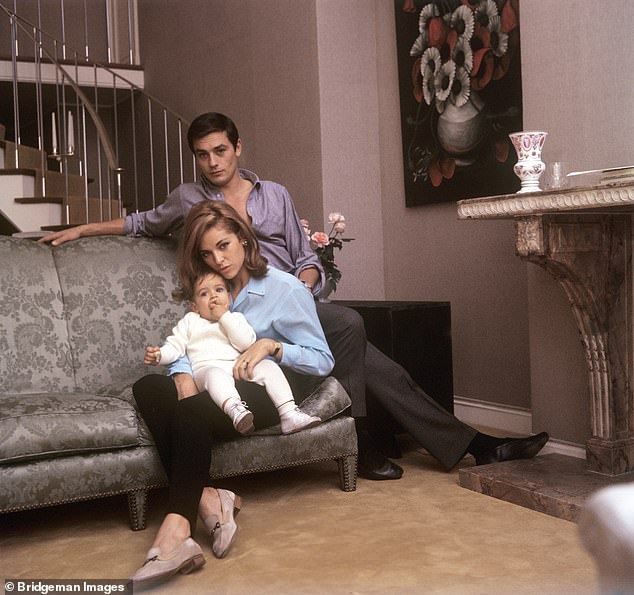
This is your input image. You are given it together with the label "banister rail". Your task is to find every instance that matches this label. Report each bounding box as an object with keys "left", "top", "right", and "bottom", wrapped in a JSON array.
[{"left": 1, "top": 1, "right": 195, "bottom": 231}]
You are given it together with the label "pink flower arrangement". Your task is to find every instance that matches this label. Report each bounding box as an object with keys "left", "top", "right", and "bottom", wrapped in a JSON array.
[{"left": 301, "top": 212, "right": 354, "bottom": 290}]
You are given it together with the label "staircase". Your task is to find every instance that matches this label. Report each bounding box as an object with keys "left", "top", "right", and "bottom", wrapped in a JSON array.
[
  {"left": 0, "top": 121, "right": 123, "bottom": 236},
  {"left": 0, "top": 1, "right": 194, "bottom": 237}
]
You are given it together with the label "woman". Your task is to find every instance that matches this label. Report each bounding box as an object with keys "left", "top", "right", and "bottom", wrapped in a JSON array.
[{"left": 131, "top": 201, "right": 334, "bottom": 585}]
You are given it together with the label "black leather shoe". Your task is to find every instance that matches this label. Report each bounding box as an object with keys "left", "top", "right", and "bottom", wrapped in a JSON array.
[
  {"left": 358, "top": 444, "right": 404, "bottom": 480},
  {"left": 475, "top": 431, "right": 549, "bottom": 466}
]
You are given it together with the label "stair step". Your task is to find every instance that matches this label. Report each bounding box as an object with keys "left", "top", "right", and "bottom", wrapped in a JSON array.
[
  {"left": 2, "top": 140, "right": 49, "bottom": 170},
  {"left": 0, "top": 167, "right": 38, "bottom": 177},
  {"left": 40, "top": 224, "right": 76, "bottom": 232},
  {"left": 15, "top": 196, "right": 64, "bottom": 205}
]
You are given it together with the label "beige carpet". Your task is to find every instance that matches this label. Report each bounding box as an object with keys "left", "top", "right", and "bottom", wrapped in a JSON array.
[{"left": 0, "top": 439, "right": 598, "bottom": 594}]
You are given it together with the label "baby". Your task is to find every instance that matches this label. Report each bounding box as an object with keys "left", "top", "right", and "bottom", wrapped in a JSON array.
[{"left": 144, "top": 271, "right": 321, "bottom": 435}]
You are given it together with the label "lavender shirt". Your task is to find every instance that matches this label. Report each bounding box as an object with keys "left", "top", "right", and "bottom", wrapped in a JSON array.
[{"left": 123, "top": 169, "right": 325, "bottom": 293}]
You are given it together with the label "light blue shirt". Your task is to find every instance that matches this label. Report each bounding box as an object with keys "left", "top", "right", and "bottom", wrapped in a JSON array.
[{"left": 168, "top": 268, "right": 333, "bottom": 378}]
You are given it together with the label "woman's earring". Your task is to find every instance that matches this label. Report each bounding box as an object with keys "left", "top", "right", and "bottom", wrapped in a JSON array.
[{"left": 242, "top": 240, "right": 247, "bottom": 245}]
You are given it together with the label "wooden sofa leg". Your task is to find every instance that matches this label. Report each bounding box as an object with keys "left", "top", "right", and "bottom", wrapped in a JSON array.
[
  {"left": 127, "top": 489, "right": 148, "bottom": 531},
  {"left": 338, "top": 454, "right": 358, "bottom": 492}
]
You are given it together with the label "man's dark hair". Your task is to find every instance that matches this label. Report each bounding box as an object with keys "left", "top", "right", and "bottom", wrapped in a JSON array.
[{"left": 187, "top": 112, "right": 240, "bottom": 152}]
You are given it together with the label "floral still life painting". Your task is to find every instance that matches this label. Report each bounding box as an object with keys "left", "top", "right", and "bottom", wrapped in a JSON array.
[
  {"left": 395, "top": 0, "right": 523, "bottom": 206},
  {"left": 301, "top": 212, "right": 354, "bottom": 293}
]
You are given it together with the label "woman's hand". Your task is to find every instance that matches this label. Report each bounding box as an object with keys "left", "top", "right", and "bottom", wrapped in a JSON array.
[{"left": 233, "top": 339, "right": 279, "bottom": 381}]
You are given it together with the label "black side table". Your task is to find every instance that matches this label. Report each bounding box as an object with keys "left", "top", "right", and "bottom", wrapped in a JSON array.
[{"left": 334, "top": 300, "right": 454, "bottom": 413}]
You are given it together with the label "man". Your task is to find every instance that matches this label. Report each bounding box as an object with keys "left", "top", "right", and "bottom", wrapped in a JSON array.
[{"left": 41, "top": 112, "right": 549, "bottom": 479}]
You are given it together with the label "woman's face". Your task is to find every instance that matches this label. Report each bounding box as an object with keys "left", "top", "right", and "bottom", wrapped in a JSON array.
[{"left": 198, "top": 224, "right": 247, "bottom": 284}]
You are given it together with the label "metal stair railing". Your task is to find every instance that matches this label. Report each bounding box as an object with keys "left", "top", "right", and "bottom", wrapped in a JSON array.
[{"left": 2, "top": 2, "right": 195, "bottom": 230}]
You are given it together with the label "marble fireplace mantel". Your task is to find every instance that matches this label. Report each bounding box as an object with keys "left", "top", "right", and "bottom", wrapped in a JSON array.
[{"left": 457, "top": 181, "right": 634, "bottom": 477}]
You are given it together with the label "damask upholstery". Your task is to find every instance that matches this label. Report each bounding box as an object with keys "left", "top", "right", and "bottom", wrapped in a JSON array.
[
  {"left": 0, "top": 236, "right": 74, "bottom": 394},
  {"left": 0, "top": 393, "right": 137, "bottom": 464},
  {"left": 0, "top": 235, "right": 357, "bottom": 531}
]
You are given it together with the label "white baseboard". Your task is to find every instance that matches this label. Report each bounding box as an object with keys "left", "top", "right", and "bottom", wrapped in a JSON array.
[{"left": 454, "top": 395, "right": 586, "bottom": 460}]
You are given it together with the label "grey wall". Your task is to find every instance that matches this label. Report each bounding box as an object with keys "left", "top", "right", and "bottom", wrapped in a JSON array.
[
  {"left": 136, "top": 0, "right": 634, "bottom": 446},
  {"left": 520, "top": 0, "right": 634, "bottom": 445},
  {"left": 136, "top": 0, "right": 324, "bottom": 229}
]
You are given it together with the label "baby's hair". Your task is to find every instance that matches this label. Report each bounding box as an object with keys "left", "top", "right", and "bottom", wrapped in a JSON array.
[
  {"left": 172, "top": 286, "right": 189, "bottom": 303},
  {"left": 172, "top": 270, "right": 226, "bottom": 303}
]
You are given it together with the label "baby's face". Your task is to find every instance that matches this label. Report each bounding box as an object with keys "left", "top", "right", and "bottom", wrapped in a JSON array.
[{"left": 191, "top": 272, "right": 230, "bottom": 320}]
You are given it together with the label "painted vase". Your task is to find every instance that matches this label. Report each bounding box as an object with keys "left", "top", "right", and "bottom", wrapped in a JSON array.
[
  {"left": 437, "top": 91, "right": 488, "bottom": 165},
  {"left": 509, "top": 131, "right": 548, "bottom": 193}
]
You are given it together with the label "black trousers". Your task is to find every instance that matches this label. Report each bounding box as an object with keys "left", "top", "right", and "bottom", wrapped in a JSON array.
[
  {"left": 315, "top": 301, "right": 367, "bottom": 417},
  {"left": 316, "top": 302, "right": 476, "bottom": 470},
  {"left": 133, "top": 371, "right": 318, "bottom": 529}
]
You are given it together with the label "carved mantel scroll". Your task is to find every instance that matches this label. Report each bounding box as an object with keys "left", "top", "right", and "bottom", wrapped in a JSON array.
[{"left": 458, "top": 182, "right": 634, "bottom": 475}]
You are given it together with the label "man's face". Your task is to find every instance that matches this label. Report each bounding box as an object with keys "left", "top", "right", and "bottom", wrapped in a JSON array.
[{"left": 193, "top": 131, "right": 242, "bottom": 188}]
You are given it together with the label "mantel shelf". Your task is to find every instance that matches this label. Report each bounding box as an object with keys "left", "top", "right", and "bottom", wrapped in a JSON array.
[{"left": 456, "top": 181, "right": 634, "bottom": 220}]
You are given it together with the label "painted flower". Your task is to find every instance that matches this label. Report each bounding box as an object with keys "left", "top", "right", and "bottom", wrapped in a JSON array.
[
  {"left": 489, "top": 15, "right": 508, "bottom": 57},
  {"left": 450, "top": 66, "right": 471, "bottom": 107},
  {"left": 421, "top": 47, "right": 442, "bottom": 105},
  {"left": 402, "top": 0, "right": 417, "bottom": 14},
  {"left": 450, "top": 5, "right": 475, "bottom": 45},
  {"left": 429, "top": 155, "right": 456, "bottom": 187},
  {"left": 452, "top": 37, "right": 473, "bottom": 73},
  {"left": 434, "top": 60, "right": 456, "bottom": 105},
  {"left": 474, "top": 0, "right": 499, "bottom": 28},
  {"left": 419, "top": 3, "right": 439, "bottom": 34},
  {"left": 421, "top": 46, "right": 442, "bottom": 79},
  {"left": 409, "top": 3, "right": 438, "bottom": 57}
]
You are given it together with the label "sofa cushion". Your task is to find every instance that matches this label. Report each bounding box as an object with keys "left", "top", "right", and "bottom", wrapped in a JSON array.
[
  {"left": 52, "top": 236, "right": 187, "bottom": 393},
  {"left": 0, "top": 393, "right": 139, "bottom": 464},
  {"left": 0, "top": 237, "right": 75, "bottom": 394},
  {"left": 251, "top": 376, "right": 351, "bottom": 435}
]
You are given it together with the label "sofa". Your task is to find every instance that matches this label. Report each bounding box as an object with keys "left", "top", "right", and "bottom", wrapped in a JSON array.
[{"left": 0, "top": 235, "right": 357, "bottom": 530}]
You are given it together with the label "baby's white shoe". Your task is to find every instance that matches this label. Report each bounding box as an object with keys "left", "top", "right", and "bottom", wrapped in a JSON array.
[
  {"left": 227, "top": 401, "right": 254, "bottom": 434},
  {"left": 279, "top": 408, "right": 321, "bottom": 435}
]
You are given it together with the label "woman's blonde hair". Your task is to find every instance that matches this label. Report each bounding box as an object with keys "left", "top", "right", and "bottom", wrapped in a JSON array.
[{"left": 174, "top": 201, "right": 268, "bottom": 301}]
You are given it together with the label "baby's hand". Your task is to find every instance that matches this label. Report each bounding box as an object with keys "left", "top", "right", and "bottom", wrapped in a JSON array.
[
  {"left": 144, "top": 346, "right": 161, "bottom": 365},
  {"left": 208, "top": 302, "right": 228, "bottom": 322}
]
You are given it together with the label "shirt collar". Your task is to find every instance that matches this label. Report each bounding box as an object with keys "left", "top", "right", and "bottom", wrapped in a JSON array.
[
  {"left": 200, "top": 168, "right": 261, "bottom": 193},
  {"left": 231, "top": 271, "right": 267, "bottom": 309}
]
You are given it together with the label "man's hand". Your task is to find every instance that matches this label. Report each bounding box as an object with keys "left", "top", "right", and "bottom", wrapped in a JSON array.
[
  {"left": 299, "top": 267, "right": 320, "bottom": 294},
  {"left": 38, "top": 226, "right": 84, "bottom": 246},
  {"left": 38, "top": 218, "right": 126, "bottom": 246},
  {"left": 173, "top": 373, "right": 200, "bottom": 400}
]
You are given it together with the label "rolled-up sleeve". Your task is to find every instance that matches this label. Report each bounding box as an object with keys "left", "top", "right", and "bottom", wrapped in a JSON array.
[
  {"left": 122, "top": 184, "right": 205, "bottom": 237},
  {"left": 281, "top": 191, "right": 325, "bottom": 292}
]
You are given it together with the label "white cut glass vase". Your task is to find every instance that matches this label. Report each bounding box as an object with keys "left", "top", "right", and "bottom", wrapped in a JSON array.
[{"left": 509, "top": 131, "right": 548, "bottom": 193}]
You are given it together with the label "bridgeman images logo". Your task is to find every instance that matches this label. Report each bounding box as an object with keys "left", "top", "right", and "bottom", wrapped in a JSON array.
[{"left": 4, "top": 580, "right": 132, "bottom": 594}]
